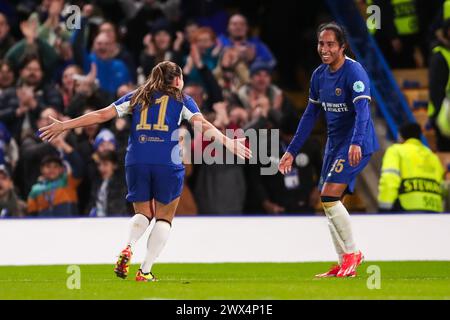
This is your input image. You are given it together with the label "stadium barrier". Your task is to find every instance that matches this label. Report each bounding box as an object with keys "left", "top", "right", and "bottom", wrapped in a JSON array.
[{"left": 1, "top": 214, "right": 449, "bottom": 265}]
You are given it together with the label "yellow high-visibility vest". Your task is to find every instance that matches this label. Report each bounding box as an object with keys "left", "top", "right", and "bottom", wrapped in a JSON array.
[
  {"left": 444, "top": 0, "right": 450, "bottom": 20},
  {"left": 378, "top": 138, "right": 444, "bottom": 212},
  {"left": 427, "top": 46, "right": 450, "bottom": 137},
  {"left": 391, "top": 0, "right": 419, "bottom": 35},
  {"left": 428, "top": 46, "right": 450, "bottom": 117}
]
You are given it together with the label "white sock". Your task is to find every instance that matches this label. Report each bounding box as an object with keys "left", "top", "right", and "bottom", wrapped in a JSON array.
[
  {"left": 140, "top": 220, "right": 171, "bottom": 273},
  {"left": 126, "top": 214, "right": 150, "bottom": 248},
  {"left": 323, "top": 201, "right": 357, "bottom": 254},
  {"left": 327, "top": 220, "right": 345, "bottom": 264}
]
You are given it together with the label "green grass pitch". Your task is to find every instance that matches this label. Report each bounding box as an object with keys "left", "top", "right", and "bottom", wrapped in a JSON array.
[{"left": 0, "top": 262, "right": 449, "bottom": 299}]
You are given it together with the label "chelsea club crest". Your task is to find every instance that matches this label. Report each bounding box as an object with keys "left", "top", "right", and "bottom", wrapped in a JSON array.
[{"left": 335, "top": 88, "right": 342, "bottom": 96}]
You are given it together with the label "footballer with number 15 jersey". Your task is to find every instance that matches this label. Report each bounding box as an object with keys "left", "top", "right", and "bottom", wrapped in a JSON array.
[{"left": 279, "top": 22, "right": 379, "bottom": 278}]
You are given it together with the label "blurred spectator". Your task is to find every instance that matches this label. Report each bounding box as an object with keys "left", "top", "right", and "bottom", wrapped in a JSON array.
[
  {"left": 246, "top": 114, "right": 322, "bottom": 214},
  {"left": 0, "top": 164, "right": 26, "bottom": 218},
  {"left": 213, "top": 47, "right": 250, "bottom": 103},
  {"left": 228, "top": 105, "right": 250, "bottom": 129},
  {"left": 36, "top": 0, "right": 72, "bottom": 47},
  {"left": 108, "top": 88, "right": 131, "bottom": 159},
  {"left": 98, "top": 21, "right": 137, "bottom": 82},
  {"left": 183, "top": 81, "right": 222, "bottom": 114},
  {"left": 378, "top": 123, "right": 444, "bottom": 213},
  {"left": 61, "top": 63, "right": 112, "bottom": 118},
  {"left": 140, "top": 20, "right": 184, "bottom": 76},
  {"left": 73, "top": 107, "right": 102, "bottom": 214},
  {"left": 428, "top": 0, "right": 450, "bottom": 49},
  {"left": 116, "top": 83, "right": 136, "bottom": 98},
  {"left": 184, "top": 47, "right": 223, "bottom": 106},
  {"left": 5, "top": 15, "right": 59, "bottom": 80},
  {"left": 0, "top": 121, "right": 19, "bottom": 170},
  {"left": 182, "top": 20, "right": 199, "bottom": 53},
  {"left": 218, "top": 14, "right": 277, "bottom": 69},
  {"left": 0, "top": 12, "right": 15, "bottom": 58},
  {"left": 124, "top": 0, "right": 166, "bottom": 62},
  {"left": 93, "top": 128, "right": 117, "bottom": 153},
  {"left": 16, "top": 106, "right": 76, "bottom": 198},
  {"left": 27, "top": 149, "right": 83, "bottom": 217},
  {"left": 368, "top": 0, "right": 423, "bottom": 68},
  {"left": 0, "top": 54, "right": 63, "bottom": 142},
  {"left": 59, "top": 64, "right": 83, "bottom": 110},
  {"left": 183, "top": 27, "right": 221, "bottom": 86},
  {"left": 237, "top": 61, "right": 294, "bottom": 129},
  {"left": 94, "top": 126, "right": 124, "bottom": 166},
  {"left": 73, "top": 16, "right": 132, "bottom": 96},
  {"left": 0, "top": 59, "right": 15, "bottom": 95},
  {"left": 191, "top": 102, "right": 247, "bottom": 215},
  {"left": 428, "top": 19, "right": 450, "bottom": 151},
  {"left": 181, "top": 0, "right": 229, "bottom": 35},
  {"left": 86, "top": 32, "right": 131, "bottom": 95},
  {"left": 192, "top": 144, "right": 247, "bottom": 215},
  {"left": 31, "top": 0, "right": 74, "bottom": 82},
  {"left": 16, "top": 106, "right": 58, "bottom": 196},
  {"left": 87, "top": 150, "right": 128, "bottom": 217}
]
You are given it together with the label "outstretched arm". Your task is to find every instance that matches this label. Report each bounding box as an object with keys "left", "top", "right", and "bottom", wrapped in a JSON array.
[
  {"left": 279, "top": 102, "right": 321, "bottom": 174},
  {"left": 189, "top": 113, "right": 252, "bottom": 160},
  {"left": 39, "top": 105, "right": 117, "bottom": 142}
]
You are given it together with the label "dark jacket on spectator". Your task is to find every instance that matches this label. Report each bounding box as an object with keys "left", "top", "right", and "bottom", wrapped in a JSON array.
[
  {"left": 245, "top": 135, "right": 322, "bottom": 214},
  {"left": 64, "top": 89, "right": 113, "bottom": 118},
  {"left": 0, "top": 34, "right": 15, "bottom": 59},
  {"left": 87, "top": 170, "right": 129, "bottom": 216},
  {"left": 0, "top": 85, "right": 63, "bottom": 142},
  {"left": 5, "top": 38, "right": 59, "bottom": 81}
]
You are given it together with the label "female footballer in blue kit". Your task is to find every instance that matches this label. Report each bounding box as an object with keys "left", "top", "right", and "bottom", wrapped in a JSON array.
[
  {"left": 279, "top": 22, "right": 379, "bottom": 277},
  {"left": 39, "top": 61, "right": 251, "bottom": 282}
]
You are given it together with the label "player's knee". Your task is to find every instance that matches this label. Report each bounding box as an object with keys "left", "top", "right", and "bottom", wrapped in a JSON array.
[
  {"left": 136, "top": 212, "right": 153, "bottom": 222},
  {"left": 321, "top": 196, "right": 340, "bottom": 208}
]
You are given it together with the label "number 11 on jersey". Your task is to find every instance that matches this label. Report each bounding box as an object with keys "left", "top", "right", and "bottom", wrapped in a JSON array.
[{"left": 136, "top": 95, "right": 169, "bottom": 131}]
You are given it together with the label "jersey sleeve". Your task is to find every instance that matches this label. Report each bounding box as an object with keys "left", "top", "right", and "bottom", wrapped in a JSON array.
[
  {"left": 347, "top": 62, "right": 371, "bottom": 104},
  {"left": 112, "top": 91, "right": 134, "bottom": 118},
  {"left": 179, "top": 95, "right": 201, "bottom": 124},
  {"left": 308, "top": 68, "right": 321, "bottom": 104}
]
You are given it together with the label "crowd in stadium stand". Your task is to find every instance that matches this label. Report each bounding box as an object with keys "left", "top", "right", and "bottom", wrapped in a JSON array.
[
  {"left": 0, "top": 0, "right": 327, "bottom": 217},
  {"left": 0, "top": 0, "right": 448, "bottom": 217}
]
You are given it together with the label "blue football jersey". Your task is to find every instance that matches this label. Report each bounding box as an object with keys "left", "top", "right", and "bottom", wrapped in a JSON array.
[
  {"left": 113, "top": 91, "right": 201, "bottom": 167},
  {"left": 309, "top": 57, "right": 379, "bottom": 156}
]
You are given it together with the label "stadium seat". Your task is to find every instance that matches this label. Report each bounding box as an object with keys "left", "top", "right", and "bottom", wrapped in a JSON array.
[
  {"left": 392, "top": 68, "right": 428, "bottom": 89},
  {"left": 402, "top": 89, "right": 429, "bottom": 110}
]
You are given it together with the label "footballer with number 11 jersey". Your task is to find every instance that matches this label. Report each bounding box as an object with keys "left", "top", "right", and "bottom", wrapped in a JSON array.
[
  {"left": 39, "top": 61, "right": 251, "bottom": 282},
  {"left": 279, "top": 22, "right": 379, "bottom": 278}
]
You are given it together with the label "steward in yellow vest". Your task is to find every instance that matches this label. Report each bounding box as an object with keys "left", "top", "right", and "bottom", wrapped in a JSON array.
[
  {"left": 378, "top": 123, "right": 444, "bottom": 212},
  {"left": 428, "top": 20, "right": 450, "bottom": 151},
  {"left": 366, "top": 0, "right": 421, "bottom": 68}
]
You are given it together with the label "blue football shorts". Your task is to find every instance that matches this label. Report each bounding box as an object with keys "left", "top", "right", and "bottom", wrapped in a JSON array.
[
  {"left": 125, "top": 164, "right": 185, "bottom": 204},
  {"left": 319, "top": 153, "right": 372, "bottom": 194}
]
